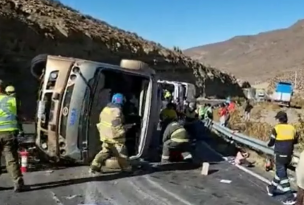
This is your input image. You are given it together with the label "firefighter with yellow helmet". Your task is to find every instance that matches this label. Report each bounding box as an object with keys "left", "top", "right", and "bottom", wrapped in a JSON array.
[
  {"left": 0, "top": 81, "right": 24, "bottom": 191},
  {"left": 90, "top": 93, "right": 133, "bottom": 174}
]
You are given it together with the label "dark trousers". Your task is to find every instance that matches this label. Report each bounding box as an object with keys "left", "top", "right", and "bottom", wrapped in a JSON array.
[
  {"left": 161, "top": 140, "right": 192, "bottom": 160},
  {"left": 0, "top": 131, "right": 22, "bottom": 182},
  {"left": 269, "top": 154, "right": 293, "bottom": 197}
]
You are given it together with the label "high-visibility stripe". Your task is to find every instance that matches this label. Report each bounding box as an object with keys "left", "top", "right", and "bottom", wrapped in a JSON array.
[
  {"left": 171, "top": 138, "right": 189, "bottom": 143},
  {"left": 171, "top": 128, "right": 188, "bottom": 142},
  {"left": 161, "top": 155, "right": 170, "bottom": 159}
]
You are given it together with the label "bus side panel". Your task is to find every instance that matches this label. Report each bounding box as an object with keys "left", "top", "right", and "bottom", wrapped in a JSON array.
[{"left": 138, "top": 79, "right": 159, "bottom": 158}]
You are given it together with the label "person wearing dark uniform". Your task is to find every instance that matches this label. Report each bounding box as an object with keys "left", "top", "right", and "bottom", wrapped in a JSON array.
[
  {"left": 267, "top": 111, "right": 297, "bottom": 205},
  {"left": 161, "top": 119, "right": 191, "bottom": 163},
  {"left": 184, "top": 102, "right": 197, "bottom": 123},
  {"left": 0, "top": 81, "right": 24, "bottom": 192},
  {"left": 90, "top": 93, "right": 133, "bottom": 174}
]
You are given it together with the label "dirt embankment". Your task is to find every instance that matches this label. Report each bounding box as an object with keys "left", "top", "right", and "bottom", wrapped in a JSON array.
[
  {"left": 0, "top": 0, "right": 243, "bottom": 119},
  {"left": 214, "top": 102, "right": 304, "bottom": 150}
]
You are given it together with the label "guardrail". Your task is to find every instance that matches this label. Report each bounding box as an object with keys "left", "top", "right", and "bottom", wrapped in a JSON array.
[{"left": 211, "top": 121, "right": 300, "bottom": 167}]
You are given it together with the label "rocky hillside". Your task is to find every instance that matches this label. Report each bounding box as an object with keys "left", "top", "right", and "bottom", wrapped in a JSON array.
[
  {"left": 0, "top": 0, "right": 242, "bottom": 119},
  {"left": 184, "top": 20, "right": 304, "bottom": 84}
]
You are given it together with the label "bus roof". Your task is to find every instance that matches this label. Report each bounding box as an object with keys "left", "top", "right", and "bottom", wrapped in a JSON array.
[{"left": 47, "top": 55, "right": 155, "bottom": 76}]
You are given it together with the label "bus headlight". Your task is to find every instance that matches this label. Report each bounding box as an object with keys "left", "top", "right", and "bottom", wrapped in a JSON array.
[{"left": 50, "top": 72, "right": 58, "bottom": 79}]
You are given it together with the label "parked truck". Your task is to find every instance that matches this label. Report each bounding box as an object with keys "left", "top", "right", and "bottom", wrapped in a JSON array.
[{"left": 272, "top": 81, "right": 293, "bottom": 107}]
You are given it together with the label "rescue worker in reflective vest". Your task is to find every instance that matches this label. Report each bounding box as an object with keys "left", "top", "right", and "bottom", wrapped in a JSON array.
[
  {"left": 184, "top": 102, "right": 198, "bottom": 123},
  {"left": 163, "top": 89, "right": 172, "bottom": 101},
  {"left": 5, "top": 85, "right": 23, "bottom": 133},
  {"left": 90, "top": 93, "right": 133, "bottom": 174},
  {"left": 0, "top": 80, "right": 24, "bottom": 192},
  {"left": 267, "top": 111, "right": 298, "bottom": 205},
  {"left": 161, "top": 118, "right": 191, "bottom": 163}
]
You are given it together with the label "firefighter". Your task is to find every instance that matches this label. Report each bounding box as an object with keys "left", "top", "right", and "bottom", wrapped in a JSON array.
[
  {"left": 266, "top": 111, "right": 297, "bottom": 205},
  {"left": 161, "top": 118, "right": 191, "bottom": 164},
  {"left": 159, "top": 103, "right": 178, "bottom": 138},
  {"left": 89, "top": 93, "right": 133, "bottom": 174},
  {"left": 0, "top": 80, "right": 24, "bottom": 192}
]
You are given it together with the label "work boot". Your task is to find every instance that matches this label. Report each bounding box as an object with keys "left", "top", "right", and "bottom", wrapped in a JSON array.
[
  {"left": 89, "top": 165, "right": 103, "bottom": 174},
  {"left": 161, "top": 158, "right": 170, "bottom": 164},
  {"left": 266, "top": 185, "right": 275, "bottom": 196},
  {"left": 282, "top": 194, "right": 296, "bottom": 205},
  {"left": 14, "top": 177, "right": 25, "bottom": 192},
  {"left": 121, "top": 165, "right": 133, "bottom": 173}
]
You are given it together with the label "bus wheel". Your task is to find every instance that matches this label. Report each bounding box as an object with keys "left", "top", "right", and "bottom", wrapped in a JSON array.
[{"left": 30, "top": 54, "right": 48, "bottom": 79}]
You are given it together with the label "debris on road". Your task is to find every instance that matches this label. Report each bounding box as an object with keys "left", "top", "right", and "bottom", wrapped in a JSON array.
[
  {"left": 220, "top": 179, "right": 232, "bottom": 183},
  {"left": 66, "top": 194, "right": 81, "bottom": 199}
]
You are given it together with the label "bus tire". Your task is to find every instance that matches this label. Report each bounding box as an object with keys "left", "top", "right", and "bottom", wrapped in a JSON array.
[{"left": 30, "top": 54, "right": 48, "bottom": 79}]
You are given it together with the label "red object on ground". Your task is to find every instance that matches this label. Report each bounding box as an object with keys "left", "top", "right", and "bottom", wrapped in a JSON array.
[
  {"left": 19, "top": 150, "right": 29, "bottom": 173},
  {"left": 170, "top": 150, "right": 183, "bottom": 161}
]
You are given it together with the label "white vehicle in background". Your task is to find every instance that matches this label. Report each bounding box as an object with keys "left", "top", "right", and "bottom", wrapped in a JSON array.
[
  {"left": 180, "top": 82, "right": 196, "bottom": 102},
  {"left": 157, "top": 80, "right": 196, "bottom": 103}
]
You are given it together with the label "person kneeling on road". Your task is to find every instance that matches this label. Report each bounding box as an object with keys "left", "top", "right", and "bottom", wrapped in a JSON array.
[
  {"left": 90, "top": 93, "right": 133, "bottom": 174},
  {"left": 267, "top": 111, "right": 298, "bottom": 205},
  {"left": 161, "top": 118, "right": 192, "bottom": 164}
]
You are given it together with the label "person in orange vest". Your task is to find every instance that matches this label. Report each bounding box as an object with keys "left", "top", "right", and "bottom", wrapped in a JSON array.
[{"left": 219, "top": 103, "right": 229, "bottom": 126}]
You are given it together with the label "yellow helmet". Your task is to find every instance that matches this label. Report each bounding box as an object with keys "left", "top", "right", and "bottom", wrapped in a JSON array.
[{"left": 5, "top": 85, "right": 15, "bottom": 94}]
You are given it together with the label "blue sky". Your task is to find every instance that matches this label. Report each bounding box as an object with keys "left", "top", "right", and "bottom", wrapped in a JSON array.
[{"left": 61, "top": 0, "right": 304, "bottom": 49}]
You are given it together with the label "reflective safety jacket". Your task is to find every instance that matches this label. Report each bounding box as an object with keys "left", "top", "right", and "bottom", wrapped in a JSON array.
[
  {"left": 163, "top": 90, "right": 171, "bottom": 99},
  {"left": 163, "top": 121, "right": 189, "bottom": 143},
  {"left": 0, "top": 94, "right": 18, "bottom": 132},
  {"left": 268, "top": 123, "right": 298, "bottom": 155},
  {"left": 96, "top": 103, "right": 126, "bottom": 144}
]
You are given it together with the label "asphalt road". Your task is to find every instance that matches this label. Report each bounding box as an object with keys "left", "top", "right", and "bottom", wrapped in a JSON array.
[{"left": 0, "top": 142, "right": 282, "bottom": 205}]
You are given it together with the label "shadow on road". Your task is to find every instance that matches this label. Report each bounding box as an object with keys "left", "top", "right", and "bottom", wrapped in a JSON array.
[{"left": 18, "top": 161, "right": 204, "bottom": 192}]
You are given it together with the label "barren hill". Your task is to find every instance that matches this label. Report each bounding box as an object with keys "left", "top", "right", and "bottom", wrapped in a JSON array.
[
  {"left": 0, "top": 0, "right": 242, "bottom": 119},
  {"left": 184, "top": 20, "right": 304, "bottom": 84}
]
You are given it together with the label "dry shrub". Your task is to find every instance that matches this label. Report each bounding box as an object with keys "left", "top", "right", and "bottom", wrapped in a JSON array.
[
  {"left": 291, "top": 95, "right": 304, "bottom": 108},
  {"left": 295, "top": 114, "right": 304, "bottom": 150},
  {"left": 228, "top": 109, "right": 243, "bottom": 128},
  {"left": 243, "top": 122, "right": 272, "bottom": 141},
  {"left": 256, "top": 102, "right": 281, "bottom": 111},
  {"left": 213, "top": 110, "right": 220, "bottom": 122}
]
